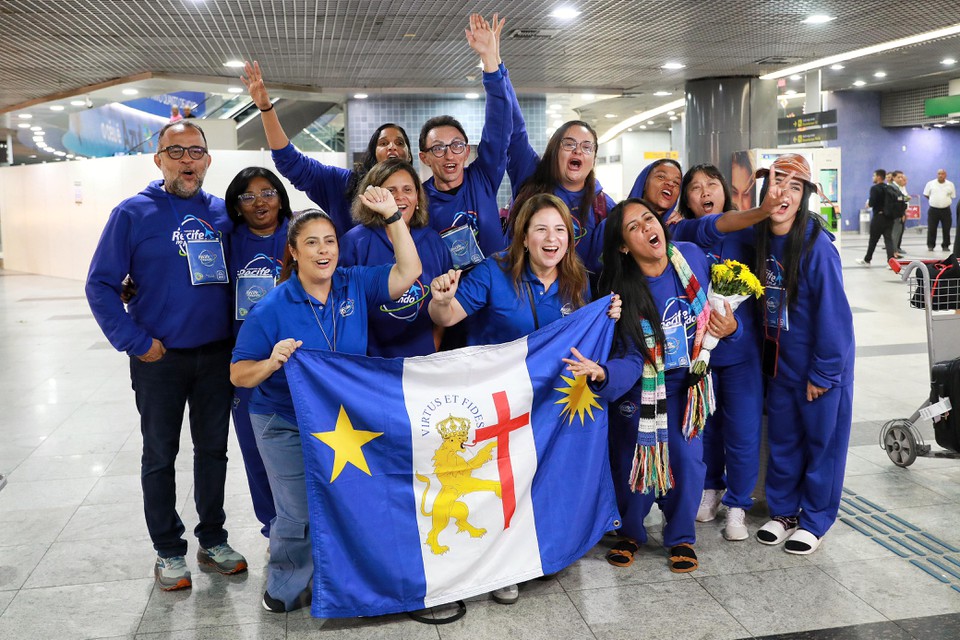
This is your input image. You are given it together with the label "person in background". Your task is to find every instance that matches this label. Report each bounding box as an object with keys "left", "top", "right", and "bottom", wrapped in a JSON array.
[
  {"left": 242, "top": 61, "right": 413, "bottom": 236},
  {"left": 169, "top": 105, "right": 182, "bottom": 122},
  {"left": 419, "top": 14, "right": 512, "bottom": 261},
  {"left": 567, "top": 198, "right": 738, "bottom": 574},
  {"left": 225, "top": 167, "right": 294, "bottom": 542},
  {"left": 628, "top": 159, "right": 683, "bottom": 221},
  {"left": 231, "top": 194, "right": 421, "bottom": 613},
  {"left": 857, "top": 169, "right": 895, "bottom": 267},
  {"left": 182, "top": 105, "right": 196, "bottom": 119},
  {"left": 86, "top": 121, "right": 246, "bottom": 591},
  {"left": 887, "top": 171, "right": 910, "bottom": 258},
  {"left": 923, "top": 169, "right": 955, "bottom": 252},
  {"left": 340, "top": 159, "right": 452, "bottom": 356},
  {"left": 751, "top": 154, "right": 854, "bottom": 555}
]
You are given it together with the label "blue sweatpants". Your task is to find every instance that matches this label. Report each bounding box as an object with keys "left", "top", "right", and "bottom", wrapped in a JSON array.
[
  {"left": 609, "top": 393, "right": 705, "bottom": 547},
  {"left": 702, "top": 359, "right": 763, "bottom": 510},
  {"left": 232, "top": 387, "right": 276, "bottom": 538},
  {"left": 764, "top": 381, "right": 853, "bottom": 537}
]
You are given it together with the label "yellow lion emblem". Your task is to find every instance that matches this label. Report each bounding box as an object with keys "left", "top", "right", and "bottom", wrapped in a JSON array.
[{"left": 415, "top": 414, "right": 501, "bottom": 555}]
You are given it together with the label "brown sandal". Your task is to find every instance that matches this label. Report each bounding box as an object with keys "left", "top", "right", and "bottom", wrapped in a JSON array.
[
  {"left": 606, "top": 538, "right": 639, "bottom": 567},
  {"left": 668, "top": 544, "right": 698, "bottom": 573}
]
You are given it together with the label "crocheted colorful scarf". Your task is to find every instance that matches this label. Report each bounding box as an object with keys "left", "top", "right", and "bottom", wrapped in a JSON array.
[{"left": 629, "top": 243, "right": 716, "bottom": 496}]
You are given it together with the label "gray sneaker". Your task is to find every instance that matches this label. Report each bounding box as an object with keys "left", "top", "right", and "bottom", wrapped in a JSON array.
[
  {"left": 154, "top": 555, "right": 192, "bottom": 591},
  {"left": 197, "top": 542, "right": 248, "bottom": 575}
]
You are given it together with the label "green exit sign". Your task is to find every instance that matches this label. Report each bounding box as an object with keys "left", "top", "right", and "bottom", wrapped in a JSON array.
[{"left": 925, "top": 95, "right": 960, "bottom": 117}]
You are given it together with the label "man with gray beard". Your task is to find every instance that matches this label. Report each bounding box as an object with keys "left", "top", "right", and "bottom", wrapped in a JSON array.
[{"left": 85, "top": 121, "right": 246, "bottom": 592}]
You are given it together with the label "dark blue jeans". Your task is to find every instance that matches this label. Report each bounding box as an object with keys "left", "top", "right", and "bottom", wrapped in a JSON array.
[{"left": 130, "top": 339, "right": 233, "bottom": 557}]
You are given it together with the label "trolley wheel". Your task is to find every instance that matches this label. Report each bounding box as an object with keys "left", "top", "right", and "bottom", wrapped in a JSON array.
[{"left": 883, "top": 420, "right": 919, "bottom": 467}]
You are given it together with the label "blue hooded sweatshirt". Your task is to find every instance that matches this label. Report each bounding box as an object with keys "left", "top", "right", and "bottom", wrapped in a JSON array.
[
  {"left": 628, "top": 159, "right": 683, "bottom": 219},
  {"left": 85, "top": 180, "right": 233, "bottom": 356}
]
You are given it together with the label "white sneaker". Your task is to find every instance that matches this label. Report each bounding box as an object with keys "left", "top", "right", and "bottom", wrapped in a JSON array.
[
  {"left": 723, "top": 507, "right": 749, "bottom": 541},
  {"left": 491, "top": 584, "right": 519, "bottom": 605},
  {"left": 855, "top": 258, "right": 871, "bottom": 266},
  {"left": 696, "top": 489, "right": 723, "bottom": 522}
]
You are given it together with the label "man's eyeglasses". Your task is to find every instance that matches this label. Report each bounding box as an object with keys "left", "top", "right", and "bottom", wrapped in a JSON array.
[
  {"left": 238, "top": 189, "right": 279, "bottom": 204},
  {"left": 424, "top": 140, "right": 467, "bottom": 157},
  {"left": 158, "top": 145, "right": 208, "bottom": 160},
  {"left": 559, "top": 138, "right": 595, "bottom": 155}
]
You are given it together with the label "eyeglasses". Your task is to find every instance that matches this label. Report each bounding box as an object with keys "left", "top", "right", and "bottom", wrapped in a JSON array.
[
  {"left": 237, "top": 189, "right": 279, "bottom": 204},
  {"left": 559, "top": 138, "right": 595, "bottom": 155},
  {"left": 158, "top": 145, "right": 208, "bottom": 160},
  {"left": 424, "top": 140, "right": 467, "bottom": 157}
]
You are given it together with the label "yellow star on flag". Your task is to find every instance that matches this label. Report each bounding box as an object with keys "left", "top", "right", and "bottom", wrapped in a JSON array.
[{"left": 311, "top": 406, "right": 383, "bottom": 482}]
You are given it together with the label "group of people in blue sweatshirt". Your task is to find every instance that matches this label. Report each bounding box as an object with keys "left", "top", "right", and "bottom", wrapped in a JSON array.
[{"left": 84, "top": 11, "right": 854, "bottom": 615}]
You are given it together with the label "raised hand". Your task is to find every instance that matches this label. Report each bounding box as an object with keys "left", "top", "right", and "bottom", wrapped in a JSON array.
[
  {"left": 358, "top": 185, "right": 400, "bottom": 219},
  {"left": 465, "top": 13, "right": 499, "bottom": 70},
  {"left": 241, "top": 60, "right": 272, "bottom": 111}
]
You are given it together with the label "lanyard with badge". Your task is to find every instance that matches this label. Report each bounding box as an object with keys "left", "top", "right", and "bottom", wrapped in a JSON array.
[
  {"left": 174, "top": 213, "right": 229, "bottom": 285},
  {"left": 661, "top": 297, "right": 693, "bottom": 371},
  {"left": 236, "top": 253, "right": 281, "bottom": 320}
]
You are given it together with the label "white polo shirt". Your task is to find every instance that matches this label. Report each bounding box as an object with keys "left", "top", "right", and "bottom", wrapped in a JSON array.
[{"left": 923, "top": 179, "right": 956, "bottom": 209}]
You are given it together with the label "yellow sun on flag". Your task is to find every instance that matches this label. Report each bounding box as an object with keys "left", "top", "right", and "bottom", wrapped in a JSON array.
[{"left": 554, "top": 375, "right": 603, "bottom": 426}]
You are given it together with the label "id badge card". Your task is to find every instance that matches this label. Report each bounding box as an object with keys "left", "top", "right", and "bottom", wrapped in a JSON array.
[
  {"left": 440, "top": 225, "right": 484, "bottom": 270},
  {"left": 662, "top": 322, "right": 691, "bottom": 371},
  {"left": 764, "top": 286, "right": 789, "bottom": 330},
  {"left": 236, "top": 275, "right": 276, "bottom": 320},
  {"left": 185, "top": 239, "right": 229, "bottom": 285}
]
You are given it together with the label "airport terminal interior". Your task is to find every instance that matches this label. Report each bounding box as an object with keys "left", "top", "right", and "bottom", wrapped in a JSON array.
[
  {"left": 4, "top": 1, "right": 960, "bottom": 639},
  {"left": 1, "top": 233, "right": 959, "bottom": 638}
]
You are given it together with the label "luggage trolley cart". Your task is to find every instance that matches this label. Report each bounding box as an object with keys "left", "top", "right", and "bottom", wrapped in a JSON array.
[{"left": 880, "top": 258, "right": 960, "bottom": 466}]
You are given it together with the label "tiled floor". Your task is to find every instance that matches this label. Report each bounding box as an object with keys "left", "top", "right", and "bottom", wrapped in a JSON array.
[{"left": 2, "top": 229, "right": 960, "bottom": 639}]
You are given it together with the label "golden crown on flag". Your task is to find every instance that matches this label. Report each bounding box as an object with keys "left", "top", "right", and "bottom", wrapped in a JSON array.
[{"left": 436, "top": 414, "right": 471, "bottom": 440}]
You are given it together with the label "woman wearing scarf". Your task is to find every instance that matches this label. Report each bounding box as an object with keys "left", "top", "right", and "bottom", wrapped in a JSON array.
[
  {"left": 565, "top": 197, "right": 737, "bottom": 573},
  {"left": 750, "top": 154, "right": 854, "bottom": 554}
]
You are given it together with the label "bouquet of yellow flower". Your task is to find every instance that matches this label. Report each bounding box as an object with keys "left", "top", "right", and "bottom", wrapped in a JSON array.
[{"left": 691, "top": 260, "right": 765, "bottom": 375}]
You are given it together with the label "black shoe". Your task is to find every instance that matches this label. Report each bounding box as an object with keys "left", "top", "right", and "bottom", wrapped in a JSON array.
[{"left": 262, "top": 588, "right": 311, "bottom": 613}]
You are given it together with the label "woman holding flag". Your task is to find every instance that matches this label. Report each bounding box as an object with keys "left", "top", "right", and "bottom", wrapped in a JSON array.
[
  {"left": 564, "top": 197, "right": 739, "bottom": 574},
  {"left": 428, "top": 192, "right": 619, "bottom": 603},
  {"left": 231, "top": 190, "right": 421, "bottom": 613}
]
